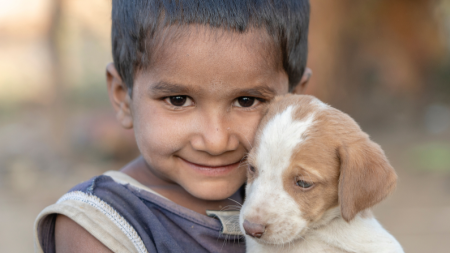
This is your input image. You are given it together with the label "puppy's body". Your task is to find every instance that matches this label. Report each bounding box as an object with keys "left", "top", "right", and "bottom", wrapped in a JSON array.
[
  {"left": 246, "top": 209, "right": 402, "bottom": 253},
  {"left": 240, "top": 95, "right": 403, "bottom": 253}
]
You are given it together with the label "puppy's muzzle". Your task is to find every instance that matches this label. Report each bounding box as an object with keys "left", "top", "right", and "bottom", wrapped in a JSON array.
[{"left": 243, "top": 220, "right": 266, "bottom": 238}]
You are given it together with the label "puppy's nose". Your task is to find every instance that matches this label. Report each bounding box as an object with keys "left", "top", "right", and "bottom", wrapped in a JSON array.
[{"left": 243, "top": 219, "right": 266, "bottom": 238}]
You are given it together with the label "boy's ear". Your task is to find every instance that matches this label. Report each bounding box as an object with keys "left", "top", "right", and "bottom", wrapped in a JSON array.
[
  {"left": 106, "top": 63, "right": 133, "bottom": 129},
  {"left": 292, "top": 68, "right": 312, "bottom": 94},
  {"left": 338, "top": 138, "right": 397, "bottom": 222}
]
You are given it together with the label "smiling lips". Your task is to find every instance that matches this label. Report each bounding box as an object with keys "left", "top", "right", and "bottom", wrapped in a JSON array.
[{"left": 180, "top": 158, "right": 242, "bottom": 176}]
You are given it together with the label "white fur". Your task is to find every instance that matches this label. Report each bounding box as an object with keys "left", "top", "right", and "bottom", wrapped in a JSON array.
[{"left": 240, "top": 106, "right": 315, "bottom": 244}]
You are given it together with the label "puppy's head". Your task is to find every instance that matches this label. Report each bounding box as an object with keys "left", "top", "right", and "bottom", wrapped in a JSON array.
[{"left": 239, "top": 94, "right": 397, "bottom": 245}]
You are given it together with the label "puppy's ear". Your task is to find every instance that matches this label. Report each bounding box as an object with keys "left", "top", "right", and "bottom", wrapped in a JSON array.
[{"left": 338, "top": 138, "right": 397, "bottom": 222}]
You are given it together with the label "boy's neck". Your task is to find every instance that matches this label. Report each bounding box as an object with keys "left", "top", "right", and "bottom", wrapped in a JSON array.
[{"left": 120, "top": 156, "right": 244, "bottom": 215}]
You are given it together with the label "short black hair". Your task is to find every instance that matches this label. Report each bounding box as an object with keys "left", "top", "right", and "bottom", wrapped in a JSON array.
[{"left": 112, "top": 0, "right": 310, "bottom": 93}]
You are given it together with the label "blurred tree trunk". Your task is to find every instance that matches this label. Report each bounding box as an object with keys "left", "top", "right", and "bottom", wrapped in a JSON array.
[
  {"left": 308, "top": 0, "right": 448, "bottom": 126},
  {"left": 47, "top": 0, "right": 69, "bottom": 161}
]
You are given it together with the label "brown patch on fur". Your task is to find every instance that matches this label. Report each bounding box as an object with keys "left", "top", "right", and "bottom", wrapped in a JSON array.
[
  {"left": 282, "top": 95, "right": 341, "bottom": 223},
  {"left": 254, "top": 94, "right": 397, "bottom": 224},
  {"left": 338, "top": 135, "right": 397, "bottom": 221}
]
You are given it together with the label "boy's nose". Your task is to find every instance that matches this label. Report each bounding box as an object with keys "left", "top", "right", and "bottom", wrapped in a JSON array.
[
  {"left": 191, "top": 127, "right": 239, "bottom": 155},
  {"left": 191, "top": 117, "right": 239, "bottom": 155}
]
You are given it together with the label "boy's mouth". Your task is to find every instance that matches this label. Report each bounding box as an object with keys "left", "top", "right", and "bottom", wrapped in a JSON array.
[{"left": 179, "top": 158, "right": 242, "bottom": 176}]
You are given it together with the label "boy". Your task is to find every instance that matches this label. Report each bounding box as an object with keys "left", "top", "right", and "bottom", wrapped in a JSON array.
[{"left": 34, "top": 0, "right": 312, "bottom": 252}]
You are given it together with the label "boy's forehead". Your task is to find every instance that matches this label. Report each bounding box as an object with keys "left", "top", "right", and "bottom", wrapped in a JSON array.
[
  {"left": 140, "top": 25, "right": 286, "bottom": 91},
  {"left": 151, "top": 25, "right": 281, "bottom": 66}
]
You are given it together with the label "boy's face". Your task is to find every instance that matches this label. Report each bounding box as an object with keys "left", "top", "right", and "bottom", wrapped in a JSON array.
[{"left": 109, "top": 26, "right": 303, "bottom": 201}]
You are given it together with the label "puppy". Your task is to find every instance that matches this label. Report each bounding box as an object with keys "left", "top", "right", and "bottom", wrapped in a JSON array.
[{"left": 239, "top": 94, "right": 403, "bottom": 253}]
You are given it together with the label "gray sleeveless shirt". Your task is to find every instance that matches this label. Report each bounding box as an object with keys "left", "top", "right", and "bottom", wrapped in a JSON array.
[{"left": 34, "top": 171, "right": 245, "bottom": 253}]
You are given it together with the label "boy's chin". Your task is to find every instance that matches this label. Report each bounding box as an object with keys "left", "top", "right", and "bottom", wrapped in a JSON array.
[{"left": 183, "top": 179, "right": 245, "bottom": 201}]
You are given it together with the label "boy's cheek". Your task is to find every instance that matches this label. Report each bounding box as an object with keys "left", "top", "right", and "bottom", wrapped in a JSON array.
[
  {"left": 229, "top": 110, "right": 268, "bottom": 149},
  {"left": 134, "top": 120, "right": 183, "bottom": 154},
  {"left": 131, "top": 104, "right": 183, "bottom": 149}
]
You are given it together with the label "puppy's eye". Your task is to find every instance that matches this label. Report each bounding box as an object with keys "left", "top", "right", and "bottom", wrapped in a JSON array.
[
  {"left": 248, "top": 165, "right": 256, "bottom": 173},
  {"left": 296, "top": 180, "right": 313, "bottom": 189},
  {"left": 165, "top": 96, "right": 194, "bottom": 107}
]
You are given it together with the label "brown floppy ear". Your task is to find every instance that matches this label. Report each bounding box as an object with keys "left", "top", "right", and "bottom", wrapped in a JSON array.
[{"left": 338, "top": 138, "right": 397, "bottom": 222}]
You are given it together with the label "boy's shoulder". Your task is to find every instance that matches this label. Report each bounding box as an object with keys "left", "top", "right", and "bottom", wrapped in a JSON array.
[{"left": 34, "top": 171, "right": 245, "bottom": 253}]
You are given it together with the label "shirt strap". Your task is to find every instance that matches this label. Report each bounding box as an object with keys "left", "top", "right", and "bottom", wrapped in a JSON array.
[
  {"left": 206, "top": 210, "right": 243, "bottom": 236},
  {"left": 103, "top": 170, "right": 170, "bottom": 201}
]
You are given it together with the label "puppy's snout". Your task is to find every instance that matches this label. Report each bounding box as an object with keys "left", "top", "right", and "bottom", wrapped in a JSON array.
[{"left": 243, "top": 220, "right": 266, "bottom": 238}]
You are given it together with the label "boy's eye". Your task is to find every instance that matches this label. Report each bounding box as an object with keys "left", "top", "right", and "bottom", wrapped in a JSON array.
[
  {"left": 165, "top": 96, "right": 194, "bottom": 107},
  {"left": 233, "top": 97, "right": 261, "bottom": 108}
]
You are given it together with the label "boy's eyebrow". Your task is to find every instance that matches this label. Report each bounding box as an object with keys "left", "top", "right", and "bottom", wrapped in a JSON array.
[
  {"left": 232, "top": 86, "right": 276, "bottom": 98},
  {"left": 150, "top": 81, "right": 276, "bottom": 97},
  {"left": 150, "top": 81, "right": 192, "bottom": 94}
]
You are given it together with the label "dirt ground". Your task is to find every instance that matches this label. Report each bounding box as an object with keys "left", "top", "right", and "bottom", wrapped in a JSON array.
[{"left": 1, "top": 111, "right": 449, "bottom": 252}]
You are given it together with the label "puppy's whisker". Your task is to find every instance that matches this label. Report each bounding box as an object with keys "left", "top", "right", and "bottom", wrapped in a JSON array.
[
  {"left": 221, "top": 205, "right": 242, "bottom": 209},
  {"left": 238, "top": 155, "right": 249, "bottom": 167},
  {"left": 220, "top": 206, "right": 241, "bottom": 211},
  {"left": 227, "top": 198, "right": 243, "bottom": 207}
]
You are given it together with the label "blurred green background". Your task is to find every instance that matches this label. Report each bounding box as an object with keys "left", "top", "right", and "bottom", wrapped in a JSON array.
[{"left": 0, "top": 0, "right": 449, "bottom": 252}]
